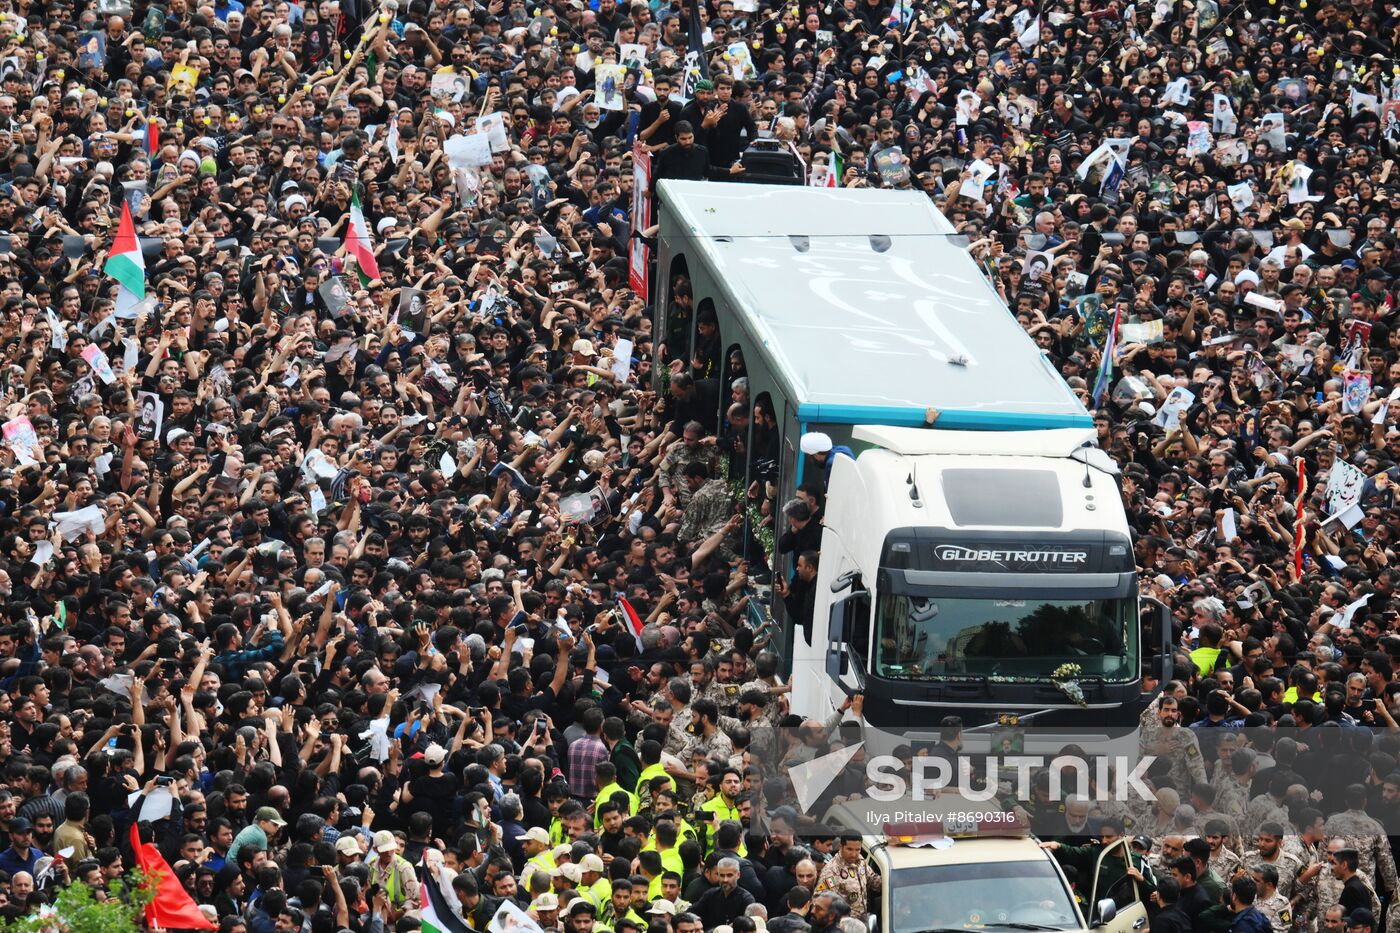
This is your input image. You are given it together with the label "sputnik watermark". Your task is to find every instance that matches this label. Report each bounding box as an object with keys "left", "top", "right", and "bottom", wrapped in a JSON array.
[
  {"left": 789, "top": 743, "right": 1156, "bottom": 814},
  {"left": 866, "top": 755, "right": 1157, "bottom": 803}
]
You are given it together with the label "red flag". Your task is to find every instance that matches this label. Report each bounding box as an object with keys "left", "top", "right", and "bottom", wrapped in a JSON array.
[
  {"left": 130, "top": 824, "right": 216, "bottom": 929},
  {"left": 146, "top": 119, "right": 160, "bottom": 156},
  {"left": 617, "top": 596, "right": 644, "bottom": 651},
  {"left": 1292, "top": 467, "right": 1308, "bottom": 580}
]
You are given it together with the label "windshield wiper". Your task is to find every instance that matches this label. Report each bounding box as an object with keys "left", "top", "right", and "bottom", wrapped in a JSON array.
[{"left": 987, "top": 923, "right": 1065, "bottom": 931}]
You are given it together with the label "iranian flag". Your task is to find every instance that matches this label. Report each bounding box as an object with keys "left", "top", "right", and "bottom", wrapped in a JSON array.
[
  {"left": 420, "top": 864, "right": 471, "bottom": 933},
  {"left": 104, "top": 201, "right": 145, "bottom": 319},
  {"left": 345, "top": 189, "right": 381, "bottom": 284}
]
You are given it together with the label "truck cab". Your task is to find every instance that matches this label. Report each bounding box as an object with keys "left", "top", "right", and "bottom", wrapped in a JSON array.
[
  {"left": 791, "top": 424, "right": 1169, "bottom": 750},
  {"left": 823, "top": 798, "right": 1148, "bottom": 933}
]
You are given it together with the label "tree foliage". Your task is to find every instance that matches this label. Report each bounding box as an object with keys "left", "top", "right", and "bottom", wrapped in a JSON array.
[{"left": 0, "top": 871, "right": 155, "bottom": 933}]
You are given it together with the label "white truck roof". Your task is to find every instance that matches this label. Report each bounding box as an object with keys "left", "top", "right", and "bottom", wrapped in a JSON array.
[{"left": 656, "top": 181, "right": 1091, "bottom": 431}]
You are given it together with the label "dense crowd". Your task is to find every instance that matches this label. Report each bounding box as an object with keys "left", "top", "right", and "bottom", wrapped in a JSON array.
[{"left": 4, "top": 1, "right": 1400, "bottom": 933}]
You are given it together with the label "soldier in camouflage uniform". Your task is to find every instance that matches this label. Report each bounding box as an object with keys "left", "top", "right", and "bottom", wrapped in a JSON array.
[
  {"left": 1251, "top": 863, "right": 1295, "bottom": 933},
  {"left": 1244, "top": 775, "right": 1294, "bottom": 844},
  {"left": 688, "top": 658, "right": 724, "bottom": 709},
  {"left": 1316, "top": 840, "right": 1381, "bottom": 929},
  {"left": 1245, "top": 822, "right": 1305, "bottom": 900},
  {"left": 1205, "top": 817, "right": 1245, "bottom": 883},
  {"left": 1194, "top": 786, "right": 1244, "bottom": 853},
  {"left": 1142, "top": 697, "right": 1208, "bottom": 794},
  {"left": 677, "top": 462, "right": 736, "bottom": 545},
  {"left": 1323, "top": 786, "right": 1398, "bottom": 903},
  {"left": 1215, "top": 747, "right": 1259, "bottom": 829},
  {"left": 658, "top": 422, "right": 717, "bottom": 510},
  {"left": 816, "top": 833, "right": 878, "bottom": 919}
]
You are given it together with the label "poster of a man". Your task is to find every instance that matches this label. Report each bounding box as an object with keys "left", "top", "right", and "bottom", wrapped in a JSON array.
[{"left": 135, "top": 390, "right": 164, "bottom": 441}]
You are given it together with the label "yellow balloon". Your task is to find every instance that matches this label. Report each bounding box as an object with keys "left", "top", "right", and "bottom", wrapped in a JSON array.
[
  {"left": 1225, "top": 27, "right": 1233, "bottom": 35},
  {"left": 1299, "top": 0, "right": 1307, "bottom": 6},
  {"left": 326, "top": 66, "right": 334, "bottom": 74},
  {"left": 125, "top": 109, "right": 135, "bottom": 117},
  {"left": 303, "top": 83, "right": 311, "bottom": 92},
  {"left": 56, "top": 69, "right": 64, "bottom": 78},
  {"left": 1278, "top": 14, "right": 1285, "bottom": 22},
  {"left": 775, "top": 24, "right": 783, "bottom": 32},
  {"left": 278, "top": 94, "right": 286, "bottom": 103},
  {"left": 550, "top": 25, "right": 557, "bottom": 34},
  {"left": 379, "top": 12, "right": 389, "bottom": 21},
  {"left": 176, "top": 118, "right": 184, "bottom": 128},
  {"left": 202, "top": 117, "right": 211, "bottom": 125}
]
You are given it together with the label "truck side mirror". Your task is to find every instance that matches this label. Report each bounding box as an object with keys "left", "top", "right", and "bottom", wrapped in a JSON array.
[{"left": 1092, "top": 898, "right": 1117, "bottom": 927}]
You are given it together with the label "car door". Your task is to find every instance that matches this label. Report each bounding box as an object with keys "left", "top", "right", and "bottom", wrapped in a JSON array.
[{"left": 1087, "top": 839, "right": 1147, "bottom": 933}]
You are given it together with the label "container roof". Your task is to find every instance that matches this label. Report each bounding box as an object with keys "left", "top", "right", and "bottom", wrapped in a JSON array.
[{"left": 657, "top": 181, "right": 1090, "bottom": 430}]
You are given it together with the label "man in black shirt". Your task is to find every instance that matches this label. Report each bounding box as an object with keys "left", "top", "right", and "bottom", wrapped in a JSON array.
[
  {"left": 639, "top": 75, "right": 684, "bottom": 148},
  {"left": 1169, "top": 857, "right": 1213, "bottom": 927},
  {"left": 654, "top": 122, "right": 710, "bottom": 182},
  {"left": 1333, "top": 849, "right": 1373, "bottom": 916}
]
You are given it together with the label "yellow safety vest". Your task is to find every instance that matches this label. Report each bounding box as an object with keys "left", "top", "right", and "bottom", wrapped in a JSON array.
[
  {"left": 593, "top": 781, "right": 639, "bottom": 827},
  {"left": 522, "top": 850, "right": 556, "bottom": 889},
  {"left": 638, "top": 763, "right": 676, "bottom": 796}
]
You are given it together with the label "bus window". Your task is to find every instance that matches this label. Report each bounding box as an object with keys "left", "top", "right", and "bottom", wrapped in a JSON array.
[
  {"left": 663, "top": 275, "right": 693, "bottom": 366},
  {"left": 693, "top": 301, "right": 720, "bottom": 381},
  {"left": 749, "top": 393, "right": 780, "bottom": 571},
  {"left": 720, "top": 346, "right": 747, "bottom": 479}
]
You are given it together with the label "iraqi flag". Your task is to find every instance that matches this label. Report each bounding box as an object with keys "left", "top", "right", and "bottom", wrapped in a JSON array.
[
  {"left": 130, "top": 824, "right": 216, "bottom": 929},
  {"left": 104, "top": 201, "right": 145, "bottom": 319},
  {"left": 345, "top": 188, "right": 381, "bottom": 284},
  {"left": 617, "top": 596, "right": 644, "bottom": 651}
]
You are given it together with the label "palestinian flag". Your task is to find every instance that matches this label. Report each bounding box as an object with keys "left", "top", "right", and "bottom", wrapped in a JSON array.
[
  {"left": 104, "top": 202, "right": 145, "bottom": 318},
  {"left": 617, "top": 596, "right": 644, "bottom": 650},
  {"left": 345, "top": 188, "right": 381, "bottom": 284},
  {"left": 421, "top": 865, "right": 471, "bottom": 933}
]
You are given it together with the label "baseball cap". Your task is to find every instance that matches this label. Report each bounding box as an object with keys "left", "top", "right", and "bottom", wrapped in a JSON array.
[
  {"left": 255, "top": 807, "right": 287, "bottom": 827},
  {"left": 8, "top": 817, "right": 32, "bottom": 833},
  {"left": 424, "top": 743, "right": 448, "bottom": 766},
  {"left": 579, "top": 853, "right": 605, "bottom": 873},
  {"left": 648, "top": 900, "right": 677, "bottom": 916},
  {"left": 516, "top": 827, "right": 551, "bottom": 846},
  {"left": 531, "top": 894, "right": 560, "bottom": 912},
  {"left": 571, "top": 338, "right": 596, "bottom": 357},
  {"left": 373, "top": 830, "right": 398, "bottom": 853},
  {"left": 551, "top": 862, "right": 582, "bottom": 883},
  {"left": 335, "top": 836, "right": 364, "bottom": 856}
]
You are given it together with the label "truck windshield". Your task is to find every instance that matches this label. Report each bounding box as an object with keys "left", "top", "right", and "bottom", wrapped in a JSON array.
[
  {"left": 890, "top": 859, "right": 1080, "bottom": 932},
  {"left": 874, "top": 593, "right": 1136, "bottom": 680}
]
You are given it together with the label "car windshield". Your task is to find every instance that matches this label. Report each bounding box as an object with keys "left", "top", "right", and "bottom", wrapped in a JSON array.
[
  {"left": 874, "top": 593, "right": 1136, "bottom": 680},
  {"left": 890, "top": 859, "right": 1081, "bottom": 933}
]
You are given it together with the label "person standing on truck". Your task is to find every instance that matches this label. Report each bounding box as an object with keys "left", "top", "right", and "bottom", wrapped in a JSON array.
[
  {"left": 815, "top": 832, "right": 879, "bottom": 920},
  {"left": 799, "top": 433, "right": 854, "bottom": 491}
]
